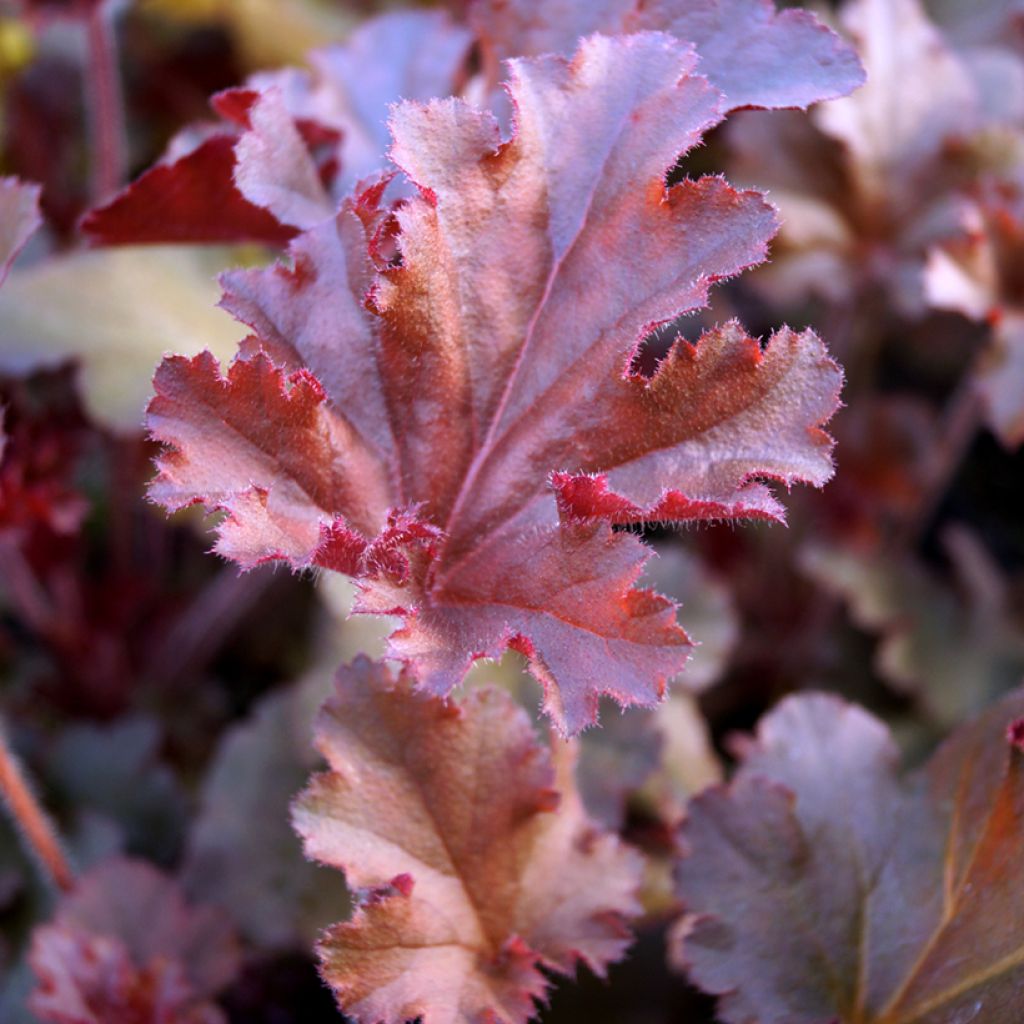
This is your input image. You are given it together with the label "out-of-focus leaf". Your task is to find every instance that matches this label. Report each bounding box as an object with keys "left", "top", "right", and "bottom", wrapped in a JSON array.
[
  {"left": 815, "top": 0, "right": 979, "bottom": 207},
  {"left": 81, "top": 133, "right": 298, "bottom": 246},
  {"left": 642, "top": 543, "right": 739, "bottom": 692},
  {"left": 728, "top": 0, "right": 1021, "bottom": 313},
  {"left": 46, "top": 716, "right": 187, "bottom": 864},
  {"left": 642, "top": 692, "right": 722, "bottom": 822},
  {"left": 801, "top": 531, "right": 1024, "bottom": 725},
  {"left": 138, "top": 0, "right": 356, "bottom": 70},
  {"left": 925, "top": 181, "right": 1024, "bottom": 447},
  {"left": 292, "top": 656, "right": 644, "bottom": 1024},
  {"left": 249, "top": 10, "right": 474, "bottom": 195},
  {"left": 674, "top": 688, "right": 1024, "bottom": 1023},
  {"left": 85, "top": 10, "right": 472, "bottom": 246},
  {"left": 577, "top": 705, "right": 663, "bottom": 829},
  {"left": 28, "top": 858, "right": 239, "bottom": 1024},
  {"left": 816, "top": 396, "right": 939, "bottom": 547},
  {"left": 183, "top": 666, "right": 349, "bottom": 951},
  {"left": 926, "top": 0, "right": 1024, "bottom": 50},
  {"left": 0, "top": 246, "right": 243, "bottom": 432},
  {"left": 148, "top": 33, "right": 841, "bottom": 734},
  {"left": 576, "top": 545, "right": 732, "bottom": 826},
  {"left": 471, "top": 0, "right": 865, "bottom": 110},
  {"left": 232, "top": 86, "right": 333, "bottom": 229}
]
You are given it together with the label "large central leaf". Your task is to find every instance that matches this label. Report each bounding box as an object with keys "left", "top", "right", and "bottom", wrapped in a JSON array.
[{"left": 148, "top": 32, "right": 842, "bottom": 733}]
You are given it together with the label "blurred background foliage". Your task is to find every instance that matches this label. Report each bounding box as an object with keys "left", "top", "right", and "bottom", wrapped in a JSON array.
[{"left": 1, "top": 0, "right": 1023, "bottom": 1020}]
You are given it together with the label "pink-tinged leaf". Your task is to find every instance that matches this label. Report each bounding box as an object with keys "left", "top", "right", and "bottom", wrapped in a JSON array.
[
  {"left": 28, "top": 858, "right": 239, "bottom": 1024},
  {"left": 471, "top": 0, "right": 865, "bottom": 110},
  {"left": 373, "top": 523, "right": 688, "bottom": 734},
  {"left": 29, "top": 929, "right": 225, "bottom": 1024},
  {"left": 81, "top": 133, "right": 297, "bottom": 247},
  {"left": 233, "top": 88, "right": 334, "bottom": 230},
  {"left": 0, "top": 177, "right": 41, "bottom": 284},
  {"left": 149, "top": 34, "right": 842, "bottom": 733},
  {"left": 148, "top": 350, "right": 393, "bottom": 569},
  {"left": 291, "top": 656, "right": 644, "bottom": 1024},
  {"left": 673, "top": 689, "right": 1024, "bottom": 1023}
]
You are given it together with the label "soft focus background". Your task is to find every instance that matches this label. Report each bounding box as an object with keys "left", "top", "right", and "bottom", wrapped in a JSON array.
[{"left": 1, "top": 0, "right": 1023, "bottom": 1020}]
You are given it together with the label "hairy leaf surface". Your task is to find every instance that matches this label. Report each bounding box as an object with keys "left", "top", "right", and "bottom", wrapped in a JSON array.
[
  {"left": 291, "top": 656, "right": 643, "bottom": 1024},
  {"left": 148, "top": 33, "right": 841, "bottom": 732}
]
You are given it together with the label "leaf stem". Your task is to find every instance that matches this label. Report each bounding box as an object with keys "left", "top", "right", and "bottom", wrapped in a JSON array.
[
  {"left": 85, "top": 0, "right": 126, "bottom": 202},
  {"left": 0, "top": 720, "right": 74, "bottom": 893},
  {"left": 899, "top": 376, "right": 981, "bottom": 548}
]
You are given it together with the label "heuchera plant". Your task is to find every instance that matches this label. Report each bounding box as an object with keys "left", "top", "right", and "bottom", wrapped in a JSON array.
[
  {"left": 3, "top": 1, "right": 1024, "bottom": 1023},
  {"left": 145, "top": 30, "right": 844, "bottom": 736}
]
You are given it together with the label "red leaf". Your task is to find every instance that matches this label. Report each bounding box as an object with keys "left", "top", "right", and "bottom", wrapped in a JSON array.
[
  {"left": 81, "top": 134, "right": 297, "bottom": 246},
  {"left": 81, "top": 9, "right": 471, "bottom": 247},
  {"left": 149, "top": 34, "right": 842, "bottom": 733},
  {"left": 291, "top": 656, "right": 644, "bottom": 1024}
]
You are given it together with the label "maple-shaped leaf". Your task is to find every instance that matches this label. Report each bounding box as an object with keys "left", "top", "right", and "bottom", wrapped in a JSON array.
[
  {"left": 673, "top": 688, "right": 1024, "bottom": 1023},
  {"left": 925, "top": 181, "right": 1024, "bottom": 448},
  {"left": 28, "top": 858, "right": 239, "bottom": 1024},
  {"left": 470, "top": 0, "right": 865, "bottom": 110},
  {"left": 291, "top": 656, "right": 644, "bottom": 1024},
  {"left": 0, "top": 177, "right": 40, "bottom": 285},
  {"left": 148, "top": 32, "right": 842, "bottom": 733}
]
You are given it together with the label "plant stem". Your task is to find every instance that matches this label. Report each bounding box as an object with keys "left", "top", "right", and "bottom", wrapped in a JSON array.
[
  {"left": 900, "top": 377, "right": 982, "bottom": 548},
  {"left": 0, "top": 722, "right": 74, "bottom": 893},
  {"left": 85, "top": 0, "right": 126, "bottom": 202}
]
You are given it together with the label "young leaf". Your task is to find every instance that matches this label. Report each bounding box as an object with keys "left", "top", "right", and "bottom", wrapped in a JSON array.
[
  {"left": 470, "top": 0, "right": 865, "bottom": 110},
  {"left": 148, "top": 33, "right": 842, "bottom": 733},
  {"left": 291, "top": 656, "right": 644, "bottom": 1024},
  {"left": 28, "top": 858, "right": 239, "bottom": 1024},
  {"left": 673, "top": 688, "right": 1024, "bottom": 1023}
]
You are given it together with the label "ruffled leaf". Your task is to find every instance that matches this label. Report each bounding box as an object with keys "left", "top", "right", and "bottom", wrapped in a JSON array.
[
  {"left": 148, "top": 34, "right": 842, "bottom": 732},
  {"left": 291, "top": 656, "right": 643, "bottom": 1024}
]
